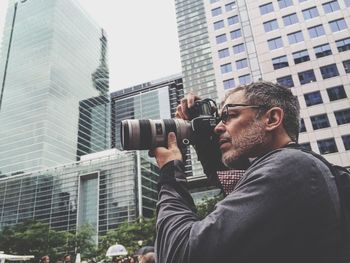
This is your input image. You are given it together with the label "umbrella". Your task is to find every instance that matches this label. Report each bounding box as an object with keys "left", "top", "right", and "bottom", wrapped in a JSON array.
[
  {"left": 134, "top": 246, "right": 154, "bottom": 256},
  {"left": 106, "top": 243, "right": 128, "bottom": 257}
]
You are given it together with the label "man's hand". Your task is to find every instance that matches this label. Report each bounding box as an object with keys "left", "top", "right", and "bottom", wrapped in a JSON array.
[
  {"left": 151, "top": 132, "right": 183, "bottom": 169},
  {"left": 176, "top": 93, "right": 201, "bottom": 120}
]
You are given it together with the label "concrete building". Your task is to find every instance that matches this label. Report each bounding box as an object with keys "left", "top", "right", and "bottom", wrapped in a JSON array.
[
  {"left": 175, "top": 0, "right": 350, "bottom": 178},
  {"left": 0, "top": 0, "right": 110, "bottom": 176}
]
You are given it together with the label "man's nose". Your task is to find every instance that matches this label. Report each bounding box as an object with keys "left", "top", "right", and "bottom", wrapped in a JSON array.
[{"left": 214, "top": 121, "right": 225, "bottom": 134}]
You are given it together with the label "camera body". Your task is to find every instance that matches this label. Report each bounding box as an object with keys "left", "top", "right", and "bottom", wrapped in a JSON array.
[{"left": 120, "top": 99, "right": 220, "bottom": 150}]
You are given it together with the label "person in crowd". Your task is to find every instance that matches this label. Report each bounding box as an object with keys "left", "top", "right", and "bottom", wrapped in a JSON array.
[
  {"left": 139, "top": 252, "right": 155, "bottom": 263},
  {"left": 40, "top": 255, "right": 50, "bottom": 263},
  {"left": 63, "top": 255, "right": 71, "bottom": 263},
  {"left": 151, "top": 81, "right": 349, "bottom": 262}
]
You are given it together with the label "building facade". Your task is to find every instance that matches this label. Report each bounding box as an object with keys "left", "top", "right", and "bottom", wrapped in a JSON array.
[
  {"left": 0, "top": 150, "right": 159, "bottom": 238},
  {"left": 0, "top": 0, "right": 110, "bottom": 176},
  {"left": 175, "top": 0, "right": 350, "bottom": 172}
]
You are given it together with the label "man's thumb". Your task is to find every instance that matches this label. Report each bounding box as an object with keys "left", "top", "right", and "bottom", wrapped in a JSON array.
[{"left": 167, "top": 132, "right": 177, "bottom": 148}]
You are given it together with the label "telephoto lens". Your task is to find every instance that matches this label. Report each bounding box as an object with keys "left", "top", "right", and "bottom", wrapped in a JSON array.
[{"left": 120, "top": 119, "right": 192, "bottom": 150}]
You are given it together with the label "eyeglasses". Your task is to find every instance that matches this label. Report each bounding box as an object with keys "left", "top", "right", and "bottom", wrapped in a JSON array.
[{"left": 220, "top": 103, "right": 266, "bottom": 124}]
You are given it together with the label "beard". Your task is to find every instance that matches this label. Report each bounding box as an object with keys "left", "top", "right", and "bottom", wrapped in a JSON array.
[{"left": 222, "top": 121, "right": 266, "bottom": 168}]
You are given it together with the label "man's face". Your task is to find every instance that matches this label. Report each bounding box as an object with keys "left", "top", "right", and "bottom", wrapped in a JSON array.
[
  {"left": 65, "top": 256, "right": 71, "bottom": 263},
  {"left": 214, "top": 90, "right": 267, "bottom": 167}
]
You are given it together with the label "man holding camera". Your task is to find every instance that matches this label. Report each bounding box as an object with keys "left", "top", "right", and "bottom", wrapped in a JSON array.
[{"left": 151, "top": 81, "right": 349, "bottom": 262}]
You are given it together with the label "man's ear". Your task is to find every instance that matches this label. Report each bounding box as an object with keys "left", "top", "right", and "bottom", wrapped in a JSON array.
[{"left": 264, "top": 107, "right": 284, "bottom": 131}]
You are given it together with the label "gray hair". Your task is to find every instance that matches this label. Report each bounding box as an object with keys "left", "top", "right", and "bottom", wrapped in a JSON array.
[{"left": 224, "top": 81, "right": 300, "bottom": 142}]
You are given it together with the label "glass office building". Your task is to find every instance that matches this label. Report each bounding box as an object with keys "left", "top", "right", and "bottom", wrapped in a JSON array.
[
  {"left": 0, "top": 0, "right": 110, "bottom": 176},
  {"left": 0, "top": 150, "right": 159, "bottom": 238}
]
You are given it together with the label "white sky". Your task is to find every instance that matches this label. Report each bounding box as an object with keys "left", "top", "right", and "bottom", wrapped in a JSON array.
[{"left": 0, "top": 0, "right": 182, "bottom": 92}]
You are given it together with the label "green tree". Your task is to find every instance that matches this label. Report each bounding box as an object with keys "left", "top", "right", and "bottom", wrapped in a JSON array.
[
  {"left": 98, "top": 217, "right": 156, "bottom": 259},
  {"left": 196, "top": 194, "right": 224, "bottom": 220},
  {"left": 73, "top": 224, "right": 98, "bottom": 260}
]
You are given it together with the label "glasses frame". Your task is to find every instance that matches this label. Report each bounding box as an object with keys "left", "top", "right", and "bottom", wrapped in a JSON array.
[{"left": 220, "top": 103, "right": 267, "bottom": 124}]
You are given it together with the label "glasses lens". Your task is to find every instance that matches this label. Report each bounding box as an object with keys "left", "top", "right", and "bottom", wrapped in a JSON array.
[{"left": 221, "top": 106, "right": 228, "bottom": 123}]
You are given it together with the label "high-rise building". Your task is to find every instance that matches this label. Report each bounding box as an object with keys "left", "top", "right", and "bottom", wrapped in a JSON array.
[
  {"left": 0, "top": 0, "right": 110, "bottom": 176},
  {"left": 110, "top": 74, "right": 194, "bottom": 176},
  {"left": 0, "top": 149, "right": 159, "bottom": 239},
  {"left": 175, "top": 0, "right": 350, "bottom": 174}
]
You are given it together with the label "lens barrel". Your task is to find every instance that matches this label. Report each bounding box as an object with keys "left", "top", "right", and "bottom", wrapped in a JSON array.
[{"left": 120, "top": 119, "right": 192, "bottom": 150}]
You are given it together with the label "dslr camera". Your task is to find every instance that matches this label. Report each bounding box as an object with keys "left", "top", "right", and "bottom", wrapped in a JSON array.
[{"left": 120, "top": 99, "right": 220, "bottom": 151}]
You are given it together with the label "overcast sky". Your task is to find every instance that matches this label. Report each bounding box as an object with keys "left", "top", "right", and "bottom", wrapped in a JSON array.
[{"left": 0, "top": 0, "right": 182, "bottom": 92}]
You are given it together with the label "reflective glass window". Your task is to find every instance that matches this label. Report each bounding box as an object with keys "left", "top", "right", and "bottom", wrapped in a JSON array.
[
  {"left": 277, "top": 75, "right": 294, "bottom": 87},
  {"left": 302, "top": 7, "right": 319, "bottom": 20},
  {"left": 300, "top": 118, "right": 307, "bottom": 132},
  {"left": 264, "top": 19, "right": 279, "bottom": 32},
  {"left": 225, "top": 2, "right": 236, "bottom": 11},
  {"left": 336, "top": 37, "right": 350, "bottom": 52},
  {"left": 345, "top": 0, "right": 350, "bottom": 7},
  {"left": 228, "top": 15, "right": 239, "bottom": 25},
  {"left": 223, "top": 78, "right": 235, "bottom": 89},
  {"left": 334, "top": 108, "right": 350, "bottom": 125},
  {"left": 260, "top": 3, "right": 274, "bottom": 15},
  {"left": 298, "top": 69, "right": 316, "bottom": 84},
  {"left": 320, "top": 64, "right": 339, "bottom": 79},
  {"left": 272, "top": 55, "right": 289, "bottom": 69},
  {"left": 300, "top": 142, "right": 312, "bottom": 150},
  {"left": 214, "top": 20, "right": 225, "bottom": 30},
  {"left": 288, "top": 31, "right": 304, "bottom": 44},
  {"left": 310, "top": 114, "right": 330, "bottom": 129},
  {"left": 323, "top": 0, "right": 340, "bottom": 13},
  {"left": 233, "top": 43, "right": 245, "bottom": 54},
  {"left": 314, "top": 43, "right": 332, "bottom": 58},
  {"left": 308, "top": 25, "right": 325, "bottom": 38},
  {"left": 239, "top": 74, "right": 251, "bottom": 85},
  {"left": 218, "top": 48, "right": 230, "bottom": 58},
  {"left": 221, "top": 63, "right": 233, "bottom": 74},
  {"left": 343, "top": 60, "right": 350, "bottom": 73},
  {"left": 230, "top": 29, "right": 242, "bottom": 39},
  {"left": 342, "top": 135, "right": 350, "bottom": 150},
  {"left": 212, "top": 7, "right": 222, "bottom": 16},
  {"left": 278, "top": 0, "right": 293, "bottom": 8},
  {"left": 236, "top": 58, "right": 248, "bottom": 69},
  {"left": 317, "top": 138, "right": 338, "bottom": 154},
  {"left": 304, "top": 91, "right": 323, "bottom": 106},
  {"left": 327, "top": 85, "right": 347, "bottom": 101},
  {"left": 283, "top": 13, "right": 299, "bottom": 26},
  {"left": 216, "top": 34, "right": 227, "bottom": 44},
  {"left": 268, "top": 37, "right": 283, "bottom": 50},
  {"left": 293, "top": 49, "right": 310, "bottom": 64},
  {"left": 329, "top": 19, "right": 347, "bottom": 32}
]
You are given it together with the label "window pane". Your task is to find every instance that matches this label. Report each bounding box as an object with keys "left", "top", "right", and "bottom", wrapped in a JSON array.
[
  {"left": 298, "top": 69, "right": 316, "bottom": 85},
  {"left": 283, "top": 13, "right": 298, "bottom": 26},
  {"left": 223, "top": 78, "right": 235, "bottom": 89},
  {"left": 310, "top": 114, "right": 330, "bottom": 130},
  {"left": 293, "top": 49, "right": 310, "bottom": 64},
  {"left": 214, "top": 20, "right": 225, "bottom": 30},
  {"left": 343, "top": 60, "right": 350, "bottom": 73},
  {"left": 239, "top": 74, "right": 251, "bottom": 85},
  {"left": 329, "top": 18, "right": 347, "bottom": 32},
  {"left": 345, "top": 0, "right": 350, "bottom": 7},
  {"left": 288, "top": 31, "right": 304, "bottom": 44},
  {"left": 236, "top": 58, "right": 248, "bottom": 69},
  {"left": 230, "top": 29, "right": 242, "bottom": 39},
  {"left": 336, "top": 37, "right": 350, "bottom": 52},
  {"left": 327, "top": 85, "right": 347, "bottom": 101},
  {"left": 268, "top": 37, "right": 283, "bottom": 50},
  {"left": 272, "top": 55, "right": 289, "bottom": 69},
  {"left": 225, "top": 2, "right": 236, "bottom": 11},
  {"left": 228, "top": 15, "right": 239, "bottom": 25},
  {"left": 218, "top": 48, "right": 230, "bottom": 58},
  {"left": 308, "top": 25, "right": 325, "bottom": 38},
  {"left": 320, "top": 64, "right": 339, "bottom": 79},
  {"left": 216, "top": 34, "right": 227, "bottom": 44},
  {"left": 264, "top": 19, "right": 279, "bottom": 32},
  {"left": 233, "top": 43, "right": 245, "bottom": 54},
  {"left": 317, "top": 138, "right": 338, "bottom": 154},
  {"left": 334, "top": 108, "right": 350, "bottom": 125},
  {"left": 212, "top": 7, "right": 222, "bottom": 16},
  {"left": 323, "top": 0, "right": 340, "bottom": 13},
  {"left": 300, "top": 142, "right": 312, "bottom": 150},
  {"left": 220, "top": 63, "right": 233, "bottom": 74},
  {"left": 277, "top": 75, "right": 294, "bottom": 87},
  {"left": 300, "top": 118, "right": 307, "bottom": 132},
  {"left": 314, "top": 43, "right": 332, "bottom": 58},
  {"left": 260, "top": 2, "right": 274, "bottom": 14},
  {"left": 302, "top": 7, "right": 319, "bottom": 20},
  {"left": 304, "top": 91, "right": 323, "bottom": 106},
  {"left": 278, "top": 0, "right": 293, "bottom": 9},
  {"left": 342, "top": 135, "right": 350, "bottom": 150}
]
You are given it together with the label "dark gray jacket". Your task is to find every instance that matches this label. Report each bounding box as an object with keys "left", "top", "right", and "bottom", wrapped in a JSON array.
[{"left": 156, "top": 147, "right": 349, "bottom": 263}]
